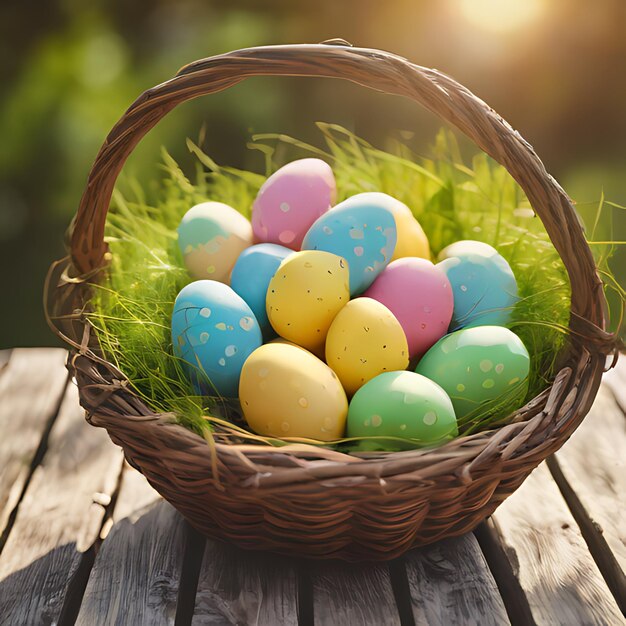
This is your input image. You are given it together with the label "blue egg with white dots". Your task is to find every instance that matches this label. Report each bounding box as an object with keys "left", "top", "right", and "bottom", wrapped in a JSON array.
[
  {"left": 230, "top": 243, "right": 293, "bottom": 337},
  {"left": 437, "top": 252, "right": 518, "bottom": 330},
  {"left": 301, "top": 197, "right": 397, "bottom": 295},
  {"left": 171, "top": 280, "right": 262, "bottom": 397}
]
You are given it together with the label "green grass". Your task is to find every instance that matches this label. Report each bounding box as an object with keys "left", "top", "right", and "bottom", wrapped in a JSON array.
[{"left": 87, "top": 124, "right": 591, "bottom": 447}]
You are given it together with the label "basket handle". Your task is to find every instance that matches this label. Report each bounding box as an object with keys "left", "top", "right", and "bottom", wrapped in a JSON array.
[{"left": 69, "top": 43, "right": 610, "bottom": 349}]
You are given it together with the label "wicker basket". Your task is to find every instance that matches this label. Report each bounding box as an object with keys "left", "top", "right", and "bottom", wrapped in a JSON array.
[{"left": 47, "top": 43, "right": 620, "bottom": 561}]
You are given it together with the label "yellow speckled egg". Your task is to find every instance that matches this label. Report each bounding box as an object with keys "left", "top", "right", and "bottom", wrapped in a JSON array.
[
  {"left": 326, "top": 298, "right": 409, "bottom": 396},
  {"left": 266, "top": 250, "right": 350, "bottom": 354},
  {"left": 239, "top": 343, "right": 348, "bottom": 441},
  {"left": 341, "top": 192, "right": 430, "bottom": 261}
]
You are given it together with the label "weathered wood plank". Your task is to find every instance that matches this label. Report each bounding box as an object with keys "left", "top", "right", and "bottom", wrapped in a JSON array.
[
  {"left": 77, "top": 466, "right": 186, "bottom": 626},
  {"left": 0, "top": 381, "right": 124, "bottom": 625},
  {"left": 489, "top": 462, "right": 624, "bottom": 625},
  {"left": 404, "top": 533, "right": 510, "bottom": 626},
  {"left": 0, "top": 348, "right": 69, "bottom": 539},
  {"left": 311, "top": 559, "right": 401, "bottom": 625},
  {"left": 550, "top": 384, "right": 626, "bottom": 611},
  {"left": 192, "top": 539, "right": 299, "bottom": 625}
]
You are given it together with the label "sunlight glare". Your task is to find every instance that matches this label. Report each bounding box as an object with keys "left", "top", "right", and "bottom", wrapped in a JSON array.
[{"left": 456, "top": 0, "right": 546, "bottom": 34}]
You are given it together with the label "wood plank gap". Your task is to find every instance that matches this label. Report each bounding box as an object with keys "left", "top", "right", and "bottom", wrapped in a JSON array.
[
  {"left": 297, "top": 560, "right": 314, "bottom": 626},
  {"left": 0, "top": 349, "right": 12, "bottom": 373},
  {"left": 56, "top": 546, "right": 97, "bottom": 626},
  {"left": 56, "top": 456, "right": 127, "bottom": 626},
  {"left": 487, "top": 462, "right": 623, "bottom": 624},
  {"left": 546, "top": 454, "right": 626, "bottom": 614},
  {"left": 0, "top": 349, "right": 70, "bottom": 541},
  {"left": 175, "top": 523, "right": 206, "bottom": 626},
  {"left": 76, "top": 468, "right": 183, "bottom": 625},
  {"left": 388, "top": 558, "right": 417, "bottom": 626},
  {"left": 0, "top": 381, "right": 125, "bottom": 625},
  {"left": 473, "top": 522, "right": 537, "bottom": 626},
  {"left": 0, "top": 369, "right": 70, "bottom": 555}
]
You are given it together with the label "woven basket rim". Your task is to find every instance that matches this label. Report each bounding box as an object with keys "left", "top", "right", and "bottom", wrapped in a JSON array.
[{"left": 45, "top": 43, "right": 621, "bottom": 558}]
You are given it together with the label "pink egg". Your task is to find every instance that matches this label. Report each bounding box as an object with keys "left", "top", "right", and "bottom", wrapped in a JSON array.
[
  {"left": 251, "top": 158, "right": 336, "bottom": 250},
  {"left": 364, "top": 258, "right": 453, "bottom": 359}
]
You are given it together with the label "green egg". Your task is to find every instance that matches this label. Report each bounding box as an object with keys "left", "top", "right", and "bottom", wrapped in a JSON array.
[
  {"left": 415, "top": 326, "right": 530, "bottom": 420},
  {"left": 347, "top": 371, "right": 458, "bottom": 450}
]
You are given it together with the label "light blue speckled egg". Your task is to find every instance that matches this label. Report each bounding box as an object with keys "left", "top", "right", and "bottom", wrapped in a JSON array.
[
  {"left": 171, "top": 280, "right": 262, "bottom": 397},
  {"left": 437, "top": 252, "right": 518, "bottom": 329},
  {"left": 301, "top": 197, "right": 397, "bottom": 295},
  {"left": 230, "top": 243, "right": 293, "bottom": 336}
]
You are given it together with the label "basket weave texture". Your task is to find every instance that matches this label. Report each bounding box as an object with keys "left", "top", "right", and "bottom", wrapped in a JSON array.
[{"left": 47, "top": 44, "right": 620, "bottom": 561}]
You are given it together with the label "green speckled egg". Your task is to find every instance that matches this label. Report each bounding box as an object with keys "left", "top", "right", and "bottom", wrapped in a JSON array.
[
  {"left": 415, "top": 326, "right": 530, "bottom": 420},
  {"left": 347, "top": 371, "right": 457, "bottom": 450}
]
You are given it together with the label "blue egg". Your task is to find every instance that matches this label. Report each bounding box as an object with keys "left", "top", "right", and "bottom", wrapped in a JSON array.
[
  {"left": 171, "top": 280, "right": 262, "bottom": 397},
  {"left": 437, "top": 252, "right": 518, "bottom": 329},
  {"left": 230, "top": 243, "right": 293, "bottom": 336},
  {"left": 301, "top": 197, "right": 397, "bottom": 295}
]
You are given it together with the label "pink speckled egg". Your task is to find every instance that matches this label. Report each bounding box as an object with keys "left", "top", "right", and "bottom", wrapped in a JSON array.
[
  {"left": 364, "top": 258, "right": 453, "bottom": 359},
  {"left": 251, "top": 158, "right": 336, "bottom": 250}
]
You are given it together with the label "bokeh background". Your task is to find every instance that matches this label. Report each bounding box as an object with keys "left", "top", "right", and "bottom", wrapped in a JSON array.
[{"left": 1, "top": 0, "right": 624, "bottom": 348}]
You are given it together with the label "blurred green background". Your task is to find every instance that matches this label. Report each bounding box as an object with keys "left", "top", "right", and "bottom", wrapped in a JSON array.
[{"left": 1, "top": 0, "right": 624, "bottom": 348}]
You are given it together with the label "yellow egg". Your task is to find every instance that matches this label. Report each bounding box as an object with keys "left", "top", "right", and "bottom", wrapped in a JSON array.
[
  {"left": 388, "top": 201, "right": 430, "bottom": 261},
  {"left": 266, "top": 250, "right": 350, "bottom": 354},
  {"left": 239, "top": 343, "right": 348, "bottom": 441},
  {"left": 325, "top": 298, "right": 409, "bottom": 396},
  {"left": 341, "top": 192, "right": 430, "bottom": 261}
]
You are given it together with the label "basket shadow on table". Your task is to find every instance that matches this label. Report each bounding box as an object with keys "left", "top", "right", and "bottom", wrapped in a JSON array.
[{"left": 2, "top": 484, "right": 620, "bottom": 625}]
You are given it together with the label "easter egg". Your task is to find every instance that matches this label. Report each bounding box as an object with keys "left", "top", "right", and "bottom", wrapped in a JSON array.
[
  {"left": 230, "top": 243, "right": 293, "bottom": 336},
  {"left": 266, "top": 250, "right": 350, "bottom": 354},
  {"left": 178, "top": 202, "right": 253, "bottom": 282},
  {"left": 437, "top": 239, "right": 497, "bottom": 261},
  {"left": 415, "top": 326, "right": 530, "bottom": 420},
  {"left": 364, "top": 258, "right": 453, "bottom": 359},
  {"left": 347, "top": 371, "right": 457, "bottom": 450},
  {"left": 171, "top": 280, "right": 262, "bottom": 397},
  {"left": 341, "top": 192, "right": 430, "bottom": 260},
  {"left": 437, "top": 250, "right": 518, "bottom": 329},
  {"left": 325, "top": 298, "right": 409, "bottom": 396},
  {"left": 239, "top": 343, "right": 348, "bottom": 441},
  {"left": 302, "top": 196, "right": 397, "bottom": 295},
  {"left": 251, "top": 158, "right": 336, "bottom": 250}
]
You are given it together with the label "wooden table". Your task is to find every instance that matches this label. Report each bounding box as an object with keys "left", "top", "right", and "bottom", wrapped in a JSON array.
[{"left": 0, "top": 348, "right": 624, "bottom": 625}]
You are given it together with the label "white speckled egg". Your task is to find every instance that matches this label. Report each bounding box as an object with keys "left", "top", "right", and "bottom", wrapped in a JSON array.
[
  {"left": 437, "top": 249, "right": 518, "bottom": 329},
  {"left": 415, "top": 325, "right": 530, "bottom": 420},
  {"left": 178, "top": 202, "right": 253, "bottom": 282},
  {"left": 171, "top": 280, "right": 262, "bottom": 397},
  {"left": 347, "top": 371, "right": 458, "bottom": 450},
  {"left": 364, "top": 258, "right": 453, "bottom": 359},
  {"left": 302, "top": 196, "right": 397, "bottom": 295},
  {"left": 341, "top": 192, "right": 430, "bottom": 260},
  {"left": 251, "top": 158, "right": 336, "bottom": 250},
  {"left": 239, "top": 342, "right": 348, "bottom": 441}
]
